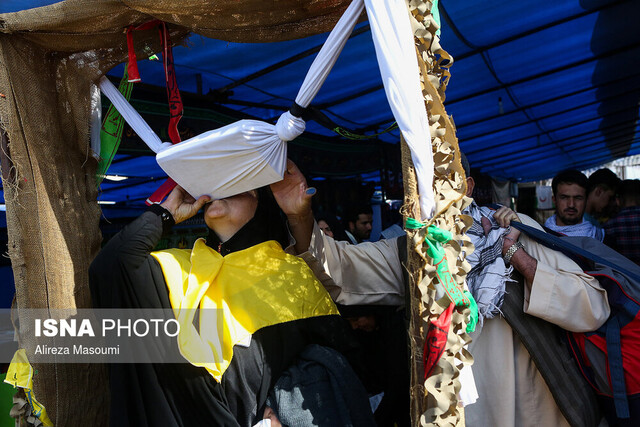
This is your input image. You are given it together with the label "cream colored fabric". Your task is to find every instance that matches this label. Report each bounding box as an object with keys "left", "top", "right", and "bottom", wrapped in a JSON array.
[
  {"left": 465, "top": 213, "right": 610, "bottom": 427},
  {"left": 303, "top": 213, "right": 610, "bottom": 426},
  {"left": 518, "top": 214, "right": 610, "bottom": 332},
  {"left": 466, "top": 317, "right": 571, "bottom": 427},
  {"left": 299, "top": 222, "right": 404, "bottom": 306}
]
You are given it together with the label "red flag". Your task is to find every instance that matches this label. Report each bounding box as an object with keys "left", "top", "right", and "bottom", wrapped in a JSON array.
[
  {"left": 146, "top": 22, "right": 184, "bottom": 205},
  {"left": 423, "top": 302, "right": 454, "bottom": 379}
]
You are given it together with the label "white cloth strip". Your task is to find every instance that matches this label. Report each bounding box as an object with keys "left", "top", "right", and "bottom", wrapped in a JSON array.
[
  {"left": 89, "top": 83, "right": 102, "bottom": 159},
  {"left": 98, "top": 76, "right": 169, "bottom": 154},
  {"left": 273, "top": 0, "right": 362, "bottom": 144},
  {"left": 294, "top": 0, "right": 364, "bottom": 108},
  {"left": 365, "top": 0, "right": 435, "bottom": 219}
]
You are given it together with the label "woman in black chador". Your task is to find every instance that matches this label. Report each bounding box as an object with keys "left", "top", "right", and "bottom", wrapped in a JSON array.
[{"left": 90, "top": 162, "right": 373, "bottom": 427}]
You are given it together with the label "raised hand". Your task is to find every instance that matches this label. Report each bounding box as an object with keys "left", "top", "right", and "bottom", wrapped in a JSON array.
[
  {"left": 270, "top": 159, "right": 316, "bottom": 217},
  {"left": 270, "top": 160, "right": 316, "bottom": 253},
  {"left": 160, "top": 185, "right": 211, "bottom": 224},
  {"left": 493, "top": 206, "right": 521, "bottom": 228}
]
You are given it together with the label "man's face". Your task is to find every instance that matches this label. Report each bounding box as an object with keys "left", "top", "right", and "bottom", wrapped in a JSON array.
[
  {"left": 553, "top": 183, "right": 586, "bottom": 226},
  {"left": 350, "top": 213, "right": 373, "bottom": 241},
  {"left": 318, "top": 220, "right": 334, "bottom": 238},
  {"left": 589, "top": 186, "right": 616, "bottom": 215}
]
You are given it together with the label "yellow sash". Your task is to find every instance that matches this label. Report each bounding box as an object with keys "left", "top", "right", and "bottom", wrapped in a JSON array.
[{"left": 151, "top": 239, "right": 338, "bottom": 381}]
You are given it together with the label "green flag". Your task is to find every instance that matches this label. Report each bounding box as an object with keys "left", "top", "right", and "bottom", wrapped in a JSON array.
[{"left": 97, "top": 69, "right": 134, "bottom": 185}]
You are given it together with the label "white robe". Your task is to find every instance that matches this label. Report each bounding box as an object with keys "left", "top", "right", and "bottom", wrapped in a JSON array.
[{"left": 300, "top": 214, "right": 610, "bottom": 426}]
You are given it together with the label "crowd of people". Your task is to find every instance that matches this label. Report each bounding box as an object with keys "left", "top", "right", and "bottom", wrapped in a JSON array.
[
  {"left": 543, "top": 166, "right": 640, "bottom": 264},
  {"left": 89, "top": 153, "right": 640, "bottom": 426}
]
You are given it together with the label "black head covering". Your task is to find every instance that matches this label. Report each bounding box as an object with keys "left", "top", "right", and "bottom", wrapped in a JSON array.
[{"left": 206, "top": 187, "right": 290, "bottom": 255}]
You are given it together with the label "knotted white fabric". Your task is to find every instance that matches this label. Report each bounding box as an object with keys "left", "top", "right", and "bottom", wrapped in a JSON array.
[
  {"left": 156, "top": 120, "right": 288, "bottom": 200},
  {"left": 99, "top": 0, "right": 363, "bottom": 200},
  {"left": 275, "top": 111, "right": 305, "bottom": 142},
  {"left": 100, "top": 0, "right": 437, "bottom": 217}
]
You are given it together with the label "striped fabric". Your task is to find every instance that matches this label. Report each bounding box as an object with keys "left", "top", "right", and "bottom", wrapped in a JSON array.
[{"left": 501, "top": 275, "right": 601, "bottom": 427}]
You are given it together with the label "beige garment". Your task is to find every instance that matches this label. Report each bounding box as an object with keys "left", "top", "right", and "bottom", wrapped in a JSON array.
[
  {"left": 301, "top": 215, "right": 610, "bottom": 426},
  {"left": 465, "top": 214, "right": 610, "bottom": 427},
  {"left": 299, "top": 222, "right": 404, "bottom": 306},
  {"left": 466, "top": 317, "right": 570, "bottom": 427}
]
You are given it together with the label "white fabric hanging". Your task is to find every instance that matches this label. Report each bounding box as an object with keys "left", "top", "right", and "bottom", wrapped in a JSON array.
[
  {"left": 99, "top": 0, "right": 364, "bottom": 201},
  {"left": 89, "top": 84, "right": 103, "bottom": 160},
  {"left": 364, "top": 0, "right": 435, "bottom": 219},
  {"left": 99, "top": 77, "right": 170, "bottom": 154},
  {"left": 297, "top": 0, "right": 437, "bottom": 217}
]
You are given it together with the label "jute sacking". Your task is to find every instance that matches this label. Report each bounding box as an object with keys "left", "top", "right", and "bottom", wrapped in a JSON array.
[
  {"left": 402, "top": 0, "right": 474, "bottom": 425},
  {"left": 0, "top": 33, "right": 110, "bottom": 425}
]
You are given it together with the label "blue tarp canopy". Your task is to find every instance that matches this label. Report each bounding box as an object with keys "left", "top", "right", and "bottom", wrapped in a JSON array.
[{"left": 2, "top": 0, "right": 639, "bottom": 211}]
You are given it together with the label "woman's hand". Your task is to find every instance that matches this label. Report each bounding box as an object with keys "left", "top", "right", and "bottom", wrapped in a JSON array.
[{"left": 160, "top": 185, "right": 211, "bottom": 224}]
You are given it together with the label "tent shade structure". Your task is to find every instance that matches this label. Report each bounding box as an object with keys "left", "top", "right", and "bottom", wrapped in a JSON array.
[
  {"left": 0, "top": 0, "right": 639, "bottom": 425},
  {"left": 3, "top": 1, "right": 639, "bottom": 211}
]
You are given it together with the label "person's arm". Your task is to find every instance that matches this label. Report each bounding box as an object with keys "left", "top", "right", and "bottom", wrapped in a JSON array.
[
  {"left": 90, "top": 185, "right": 209, "bottom": 308},
  {"left": 493, "top": 207, "right": 537, "bottom": 288},
  {"left": 160, "top": 185, "right": 211, "bottom": 225},
  {"left": 270, "top": 160, "right": 315, "bottom": 254},
  {"left": 94, "top": 185, "right": 209, "bottom": 266},
  {"left": 271, "top": 160, "right": 404, "bottom": 305},
  {"left": 504, "top": 243, "right": 537, "bottom": 289},
  {"left": 299, "top": 222, "right": 405, "bottom": 306},
  {"left": 493, "top": 207, "right": 610, "bottom": 332}
]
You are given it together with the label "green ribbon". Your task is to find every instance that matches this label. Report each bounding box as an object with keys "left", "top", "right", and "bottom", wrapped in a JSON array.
[
  {"left": 96, "top": 69, "right": 134, "bottom": 185},
  {"left": 333, "top": 122, "right": 398, "bottom": 140},
  {"left": 406, "top": 218, "right": 470, "bottom": 308},
  {"left": 406, "top": 219, "right": 478, "bottom": 333},
  {"left": 464, "top": 290, "right": 478, "bottom": 333},
  {"left": 432, "top": 0, "right": 442, "bottom": 38}
]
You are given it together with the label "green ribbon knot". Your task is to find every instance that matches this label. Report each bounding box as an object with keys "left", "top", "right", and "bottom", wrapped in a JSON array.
[{"left": 406, "top": 218, "right": 477, "bottom": 333}]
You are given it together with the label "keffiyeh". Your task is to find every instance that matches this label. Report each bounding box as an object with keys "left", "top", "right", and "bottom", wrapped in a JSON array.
[
  {"left": 544, "top": 215, "right": 604, "bottom": 241},
  {"left": 464, "top": 203, "right": 515, "bottom": 324}
]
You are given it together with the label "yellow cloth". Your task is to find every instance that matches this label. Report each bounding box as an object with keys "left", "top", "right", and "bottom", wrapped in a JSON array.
[
  {"left": 4, "top": 349, "right": 53, "bottom": 426},
  {"left": 151, "top": 238, "right": 338, "bottom": 381}
]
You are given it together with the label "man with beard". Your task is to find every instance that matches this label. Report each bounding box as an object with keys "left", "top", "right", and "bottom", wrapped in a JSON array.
[
  {"left": 344, "top": 205, "right": 374, "bottom": 244},
  {"left": 544, "top": 169, "right": 604, "bottom": 241}
]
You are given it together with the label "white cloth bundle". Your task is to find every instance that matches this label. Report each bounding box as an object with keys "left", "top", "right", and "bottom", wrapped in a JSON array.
[{"left": 100, "top": 0, "right": 435, "bottom": 217}]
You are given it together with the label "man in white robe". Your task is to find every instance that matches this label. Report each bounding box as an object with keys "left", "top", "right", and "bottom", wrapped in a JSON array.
[{"left": 281, "top": 158, "right": 610, "bottom": 426}]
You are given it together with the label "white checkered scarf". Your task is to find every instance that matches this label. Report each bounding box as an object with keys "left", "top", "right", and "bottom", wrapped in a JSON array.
[{"left": 464, "top": 202, "right": 515, "bottom": 324}]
